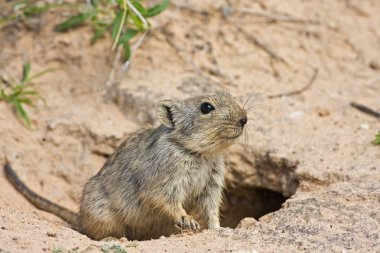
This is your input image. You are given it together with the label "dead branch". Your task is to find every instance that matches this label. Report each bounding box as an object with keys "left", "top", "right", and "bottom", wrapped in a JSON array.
[
  {"left": 103, "top": 44, "right": 123, "bottom": 100},
  {"left": 121, "top": 30, "right": 149, "bottom": 73},
  {"left": 268, "top": 68, "right": 319, "bottom": 98},
  {"left": 350, "top": 102, "right": 380, "bottom": 119}
]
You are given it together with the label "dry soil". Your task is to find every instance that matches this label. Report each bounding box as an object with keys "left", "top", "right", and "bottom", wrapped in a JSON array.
[{"left": 0, "top": 0, "right": 379, "bottom": 252}]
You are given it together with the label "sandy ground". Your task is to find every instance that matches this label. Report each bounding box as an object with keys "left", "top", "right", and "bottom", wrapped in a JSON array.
[{"left": 0, "top": 0, "right": 379, "bottom": 252}]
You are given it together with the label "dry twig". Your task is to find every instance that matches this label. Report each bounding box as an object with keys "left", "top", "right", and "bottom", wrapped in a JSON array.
[
  {"left": 121, "top": 30, "right": 149, "bottom": 72},
  {"left": 350, "top": 102, "right": 380, "bottom": 119},
  {"left": 103, "top": 45, "right": 123, "bottom": 99},
  {"left": 268, "top": 68, "right": 319, "bottom": 98}
]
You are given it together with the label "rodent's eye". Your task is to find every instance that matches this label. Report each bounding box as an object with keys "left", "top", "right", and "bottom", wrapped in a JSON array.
[{"left": 200, "top": 102, "right": 215, "bottom": 114}]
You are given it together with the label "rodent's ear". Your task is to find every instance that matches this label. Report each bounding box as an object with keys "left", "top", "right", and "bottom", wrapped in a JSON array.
[{"left": 156, "top": 100, "right": 177, "bottom": 128}]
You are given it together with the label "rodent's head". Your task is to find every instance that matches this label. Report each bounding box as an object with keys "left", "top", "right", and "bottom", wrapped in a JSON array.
[{"left": 156, "top": 93, "right": 247, "bottom": 154}]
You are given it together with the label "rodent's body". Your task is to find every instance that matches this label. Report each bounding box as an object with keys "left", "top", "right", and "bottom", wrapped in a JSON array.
[
  {"left": 4, "top": 93, "right": 247, "bottom": 240},
  {"left": 80, "top": 125, "right": 225, "bottom": 239}
]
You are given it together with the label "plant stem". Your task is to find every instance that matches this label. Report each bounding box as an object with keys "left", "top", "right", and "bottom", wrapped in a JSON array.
[
  {"left": 112, "top": 0, "right": 128, "bottom": 51},
  {"left": 126, "top": 0, "right": 148, "bottom": 28}
]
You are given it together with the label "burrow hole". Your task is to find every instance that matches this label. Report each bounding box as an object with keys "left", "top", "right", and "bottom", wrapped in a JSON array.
[{"left": 220, "top": 147, "right": 299, "bottom": 228}]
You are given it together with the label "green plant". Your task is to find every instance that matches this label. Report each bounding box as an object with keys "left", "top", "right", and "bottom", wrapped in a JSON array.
[
  {"left": 373, "top": 131, "right": 380, "bottom": 145},
  {"left": 52, "top": 248, "right": 64, "bottom": 253},
  {"left": 101, "top": 244, "right": 128, "bottom": 253},
  {"left": 2, "top": 0, "right": 169, "bottom": 60},
  {"left": 0, "top": 62, "right": 51, "bottom": 128},
  {"left": 0, "top": 1, "right": 76, "bottom": 26},
  {"left": 51, "top": 247, "right": 78, "bottom": 253},
  {"left": 56, "top": 0, "right": 170, "bottom": 60}
]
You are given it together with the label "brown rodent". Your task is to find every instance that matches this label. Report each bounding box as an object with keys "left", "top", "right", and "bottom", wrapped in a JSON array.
[{"left": 4, "top": 93, "right": 248, "bottom": 240}]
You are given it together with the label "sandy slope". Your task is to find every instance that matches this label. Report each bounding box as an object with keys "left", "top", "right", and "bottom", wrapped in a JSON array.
[{"left": 0, "top": 0, "right": 379, "bottom": 252}]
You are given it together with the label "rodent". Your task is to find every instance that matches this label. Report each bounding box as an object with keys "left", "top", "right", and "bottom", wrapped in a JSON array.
[{"left": 4, "top": 93, "right": 248, "bottom": 240}]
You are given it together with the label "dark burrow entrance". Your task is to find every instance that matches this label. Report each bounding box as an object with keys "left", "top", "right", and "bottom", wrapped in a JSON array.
[
  {"left": 220, "top": 187, "right": 287, "bottom": 228},
  {"left": 219, "top": 146, "right": 300, "bottom": 228}
]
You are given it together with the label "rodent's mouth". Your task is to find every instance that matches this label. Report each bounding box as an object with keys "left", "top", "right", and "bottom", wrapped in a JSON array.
[
  {"left": 224, "top": 132, "right": 243, "bottom": 140},
  {"left": 220, "top": 125, "right": 245, "bottom": 141}
]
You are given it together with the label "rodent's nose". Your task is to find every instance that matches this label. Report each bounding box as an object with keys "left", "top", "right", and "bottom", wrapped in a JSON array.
[{"left": 239, "top": 116, "right": 248, "bottom": 126}]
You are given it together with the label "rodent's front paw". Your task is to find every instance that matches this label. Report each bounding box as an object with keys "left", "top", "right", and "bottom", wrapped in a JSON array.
[{"left": 176, "top": 215, "right": 200, "bottom": 231}]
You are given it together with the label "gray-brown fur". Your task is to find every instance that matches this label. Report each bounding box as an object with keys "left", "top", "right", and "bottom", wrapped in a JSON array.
[{"left": 4, "top": 93, "right": 247, "bottom": 240}]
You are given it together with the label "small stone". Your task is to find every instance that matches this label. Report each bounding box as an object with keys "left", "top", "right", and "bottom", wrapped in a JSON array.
[
  {"left": 119, "top": 237, "right": 129, "bottom": 243},
  {"left": 316, "top": 107, "right": 331, "bottom": 117},
  {"left": 236, "top": 218, "right": 259, "bottom": 229},
  {"left": 47, "top": 231, "right": 57, "bottom": 237},
  {"left": 289, "top": 111, "right": 305, "bottom": 119},
  {"left": 369, "top": 60, "right": 380, "bottom": 70}
]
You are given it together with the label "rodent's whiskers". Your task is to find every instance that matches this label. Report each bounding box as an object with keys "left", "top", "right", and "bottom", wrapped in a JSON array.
[
  {"left": 236, "top": 125, "right": 250, "bottom": 147},
  {"left": 246, "top": 103, "right": 274, "bottom": 113},
  {"left": 242, "top": 86, "right": 274, "bottom": 110},
  {"left": 244, "top": 128, "right": 249, "bottom": 147},
  {"left": 243, "top": 93, "right": 258, "bottom": 109},
  {"left": 246, "top": 126, "right": 253, "bottom": 142}
]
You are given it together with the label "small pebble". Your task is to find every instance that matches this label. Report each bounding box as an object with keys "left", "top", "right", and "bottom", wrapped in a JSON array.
[{"left": 369, "top": 60, "right": 380, "bottom": 70}]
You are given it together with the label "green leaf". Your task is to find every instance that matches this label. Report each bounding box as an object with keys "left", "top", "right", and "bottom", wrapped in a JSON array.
[
  {"left": 373, "top": 131, "right": 380, "bottom": 145},
  {"left": 129, "top": 12, "right": 145, "bottom": 31},
  {"left": 1, "top": 62, "right": 48, "bottom": 128},
  {"left": 90, "top": 0, "right": 100, "bottom": 7},
  {"left": 56, "top": 13, "right": 90, "bottom": 32},
  {"left": 23, "top": 4, "right": 51, "bottom": 16},
  {"left": 29, "top": 68, "right": 57, "bottom": 81},
  {"left": 132, "top": 1, "right": 147, "bottom": 16},
  {"left": 0, "top": 89, "right": 8, "bottom": 101},
  {"left": 11, "top": 90, "right": 23, "bottom": 98},
  {"left": 11, "top": 85, "right": 27, "bottom": 98},
  {"left": 145, "top": 0, "right": 170, "bottom": 17},
  {"left": 123, "top": 41, "right": 131, "bottom": 60},
  {"left": 100, "top": 245, "right": 110, "bottom": 252},
  {"left": 111, "top": 10, "right": 124, "bottom": 41},
  {"left": 91, "top": 28, "right": 107, "bottom": 44},
  {"left": 22, "top": 62, "right": 31, "bottom": 82},
  {"left": 14, "top": 99, "right": 31, "bottom": 128},
  {"left": 115, "top": 0, "right": 124, "bottom": 6},
  {"left": 52, "top": 248, "right": 64, "bottom": 253},
  {"left": 18, "top": 98, "right": 33, "bottom": 105},
  {"left": 118, "top": 29, "right": 138, "bottom": 44},
  {"left": 14, "top": 84, "right": 27, "bottom": 92},
  {"left": 19, "top": 90, "right": 38, "bottom": 96}
]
